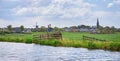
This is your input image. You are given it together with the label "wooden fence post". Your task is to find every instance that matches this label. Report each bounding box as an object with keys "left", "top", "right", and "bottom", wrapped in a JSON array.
[
  {"left": 33, "top": 32, "right": 63, "bottom": 43},
  {"left": 83, "top": 35, "right": 106, "bottom": 42}
]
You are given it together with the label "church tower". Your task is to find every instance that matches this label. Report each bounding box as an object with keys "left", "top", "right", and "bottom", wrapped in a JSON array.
[
  {"left": 97, "top": 18, "right": 99, "bottom": 29},
  {"left": 36, "top": 22, "right": 38, "bottom": 29},
  {"left": 35, "top": 22, "right": 39, "bottom": 32}
]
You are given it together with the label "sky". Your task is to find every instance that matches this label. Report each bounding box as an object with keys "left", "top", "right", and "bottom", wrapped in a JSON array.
[{"left": 0, "top": 0, "right": 120, "bottom": 28}]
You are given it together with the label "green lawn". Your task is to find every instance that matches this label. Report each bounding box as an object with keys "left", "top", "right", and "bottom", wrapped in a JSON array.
[
  {"left": 62, "top": 32, "right": 120, "bottom": 42},
  {"left": 0, "top": 32, "right": 120, "bottom": 42},
  {"left": 0, "top": 32, "right": 47, "bottom": 42}
]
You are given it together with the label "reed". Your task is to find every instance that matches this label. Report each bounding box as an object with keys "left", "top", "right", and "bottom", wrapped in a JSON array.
[{"left": 38, "top": 39, "right": 120, "bottom": 51}]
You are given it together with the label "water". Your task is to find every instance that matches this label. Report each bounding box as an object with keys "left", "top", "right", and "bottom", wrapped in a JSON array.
[{"left": 0, "top": 42, "right": 120, "bottom": 61}]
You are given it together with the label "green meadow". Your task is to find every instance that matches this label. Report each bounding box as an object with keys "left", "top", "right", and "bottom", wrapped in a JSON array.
[
  {"left": 62, "top": 32, "right": 120, "bottom": 42},
  {"left": 0, "top": 32, "right": 120, "bottom": 51}
]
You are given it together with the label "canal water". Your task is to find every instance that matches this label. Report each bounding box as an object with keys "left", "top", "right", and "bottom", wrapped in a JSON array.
[{"left": 0, "top": 42, "right": 120, "bottom": 61}]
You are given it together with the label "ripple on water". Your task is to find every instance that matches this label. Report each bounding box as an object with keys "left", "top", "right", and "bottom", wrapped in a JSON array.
[{"left": 0, "top": 42, "right": 120, "bottom": 61}]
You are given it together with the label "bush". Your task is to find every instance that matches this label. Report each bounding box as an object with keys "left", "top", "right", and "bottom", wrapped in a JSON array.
[
  {"left": 24, "top": 38, "right": 32, "bottom": 43},
  {"left": 109, "top": 42, "right": 120, "bottom": 51}
]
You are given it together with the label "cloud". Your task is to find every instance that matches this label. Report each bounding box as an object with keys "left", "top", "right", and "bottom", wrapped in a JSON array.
[
  {"left": 107, "top": 0, "right": 120, "bottom": 8},
  {"left": 107, "top": 3, "right": 114, "bottom": 8},
  {"left": 11, "top": 0, "right": 95, "bottom": 18},
  {"left": 113, "top": 0, "right": 120, "bottom": 5},
  {"left": 0, "top": 0, "right": 120, "bottom": 28},
  {"left": 0, "top": 16, "right": 48, "bottom": 28}
]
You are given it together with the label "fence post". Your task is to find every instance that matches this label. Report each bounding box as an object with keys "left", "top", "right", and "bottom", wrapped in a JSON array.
[
  {"left": 83, "top": 35, "right": 84, "bottom": 40},
  {"left": 60, "top": 33, "right": 62, "bottom": 40},
  {"left": 82, "top": 35, "right": 106, "bottom": 42},
  {"left": 33, "top": 32, "right": 63, "bottom": 42}
]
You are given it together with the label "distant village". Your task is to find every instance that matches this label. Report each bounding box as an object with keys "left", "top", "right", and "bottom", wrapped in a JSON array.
[{"left": 0, "top": 18, "right": 120, "bottom": 34}]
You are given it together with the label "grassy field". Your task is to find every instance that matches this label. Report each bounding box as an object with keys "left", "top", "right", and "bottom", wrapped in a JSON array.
[
  {"left": 0, "top": 32, "right": 120, "bottom": 51},
  {"left": 62, "top": 32, "right": 120, "bottom": 42}
]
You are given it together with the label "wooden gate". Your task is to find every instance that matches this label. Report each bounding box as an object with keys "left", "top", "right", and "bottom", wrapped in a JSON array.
[{"left": 33, "top": 32, "right": 62, "bottom": 41}]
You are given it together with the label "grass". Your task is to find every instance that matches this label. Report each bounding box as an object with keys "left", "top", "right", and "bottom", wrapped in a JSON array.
[
  {"left": 38, "top": 39, "right": 120, "bottom": 51},
  {"left": 62, "top": 32, "right": 120, "bottom": 42},
  {"left": 0, "top": 32, "right": 120, "bottom": 51}
]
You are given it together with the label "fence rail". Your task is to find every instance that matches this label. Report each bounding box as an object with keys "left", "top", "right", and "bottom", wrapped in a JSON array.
[
  {"left": 83, "top": 35, "right": 106, "bottom": 41},
  {"left": 33, "top": 32, "right": 62, "bottom": 41}
]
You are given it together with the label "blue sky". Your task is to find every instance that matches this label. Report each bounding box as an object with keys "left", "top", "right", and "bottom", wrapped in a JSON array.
[{"left": 0, "top": 0, "right": 120, "bottom": 28}]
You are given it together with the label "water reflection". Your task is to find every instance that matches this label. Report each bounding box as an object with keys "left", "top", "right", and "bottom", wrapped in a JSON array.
[{"left": 0, "top": 42, "right": 120, "bottom": 61}]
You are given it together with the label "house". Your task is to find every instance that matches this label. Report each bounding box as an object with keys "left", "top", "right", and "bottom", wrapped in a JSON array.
[
  {"left": 12, "top": 27, "right": 22, "bottom": 33},
  {"left": 0, "top": 28, "right": 8, "bottom": 32},
  {"left": 78, "top": 28, "right": 90, "bottom": 32},
  {"left": 71, "top": 28, "right": 78, "bottom": 32},
  {"left": 12, "top": 27, "right": 32, "bottom": 33},
  {"left": 64, "top": 28, "right": 71, "bottom": 32},
  {"left": 24, "top": 28, "right": 32, "bottom": 33},
  {"left": 89, "top": 26, "right": 98, "bottom": 34},
  {"left": 48, "top": 24, "right": 53, "bottom": 32}
]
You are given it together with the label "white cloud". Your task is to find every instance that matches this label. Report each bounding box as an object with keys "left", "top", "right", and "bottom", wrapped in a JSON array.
[
  {"left": 1, "top": 0, "right": 120, "bottom": 28},
  {"left": 107, "top": 0, "right": 120, "bottom": 8},
  {"left": 12, "top": 7, "right": 29, "bottom": 15},
  {"left": 0, "top": 16, "right": 48, "bottom": 28},
  {"left": 113, "top": 0, "right": 120, "bottom": 5},
  {"left": 106, "top": 0, "right": 120, "bottom": 8},
  {"left": 88, "top": 11, "right": 120, "bottom": 27},
  {"left": 11, "top": 0, "right": 95, "bottom": 18},
  {"left": 107, "top": 3, "right": 114, "bottom": 8}
]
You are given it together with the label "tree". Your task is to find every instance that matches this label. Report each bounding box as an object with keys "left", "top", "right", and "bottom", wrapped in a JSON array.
[
  {"left": 86, "top": 26, "right": 91, "bottom": 29},
  {"left": 104, "top": 26, "right": 110, "bottom": 34},
  {"left": 54, "top": 27, "right": 59, "bottom": 31},
  {"left": 98, "top": 26, "right": 103, "bottom": 33},
  {"left": 111, "top": 26, "right": 116, "bottom": 33},
  {"left": 7, "top": 25, "right": 12, "bottom": 33},
  {"left": 40, "top": 26, "right": 47, "bottom": 32},
  {"left": 20, "top": 25, "right": 24, "bottom": 32},
  {"left": 80, "top": 25, "right": 86, "bottom": 28},
  {"left": 70, "top": 26, "right": 78, "bottom": 29}
]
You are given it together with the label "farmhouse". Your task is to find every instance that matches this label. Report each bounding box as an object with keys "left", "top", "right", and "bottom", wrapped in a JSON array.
[
  {"left": 24, "top": 28, "right": 32, "bottom": 33},
  {"left": 12, "top": 27, "right": 22, "bottom": 33},
  {"left": 12, "top": 27, "right": 32, "bottom": 33}
]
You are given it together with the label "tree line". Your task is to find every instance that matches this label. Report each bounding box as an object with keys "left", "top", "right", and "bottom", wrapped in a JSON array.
[{"left": 0, "top": 24, "right": 119, "bottom": 34}]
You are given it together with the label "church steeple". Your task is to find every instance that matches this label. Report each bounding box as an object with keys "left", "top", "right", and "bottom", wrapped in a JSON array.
[
  {"left": 97, "top": 18, "right": 99, "bottom": 28},
  {"left": 36, "top": 22, "right": 38, "bottom": 28}
]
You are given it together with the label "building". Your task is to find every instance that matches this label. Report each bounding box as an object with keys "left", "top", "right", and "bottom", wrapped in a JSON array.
[
  {"left": 48, "top": 24, "right": 53, "bottom": 32},
  {"left": 12, "top": 27, "right": 32, "bottom": 33},
  {"left": 97, "top": 18, "right": 100, "bottom": 29},
  {"left": 24, "top": 28, "right": 32, "bottom": 33},
  {"left": 34, "top": 22, "right": 39, "bottom": 32},
  {"left": 90, "top": 18, "right": 100, "bottom": 33},
  {"left": 12, "top": 27, "right": 22, "bottom": 33},
  {"left": 63, "top": 18, "right": 100, "bottom": 33}
]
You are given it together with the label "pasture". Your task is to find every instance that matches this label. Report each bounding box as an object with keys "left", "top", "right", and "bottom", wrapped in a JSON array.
[
  {"left": 0, "top": 32, "right": 120, "bottom": 51},
  {"left": 62, "top": 32, "right": 120, "bottom": 42}
]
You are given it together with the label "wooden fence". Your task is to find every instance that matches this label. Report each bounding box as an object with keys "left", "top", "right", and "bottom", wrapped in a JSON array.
[
  {"left": 83, "top": 36, "right": 106, "bottom": 41},
  {"left": 33, "top": 32, "right": 62, "bottom": 41}
]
